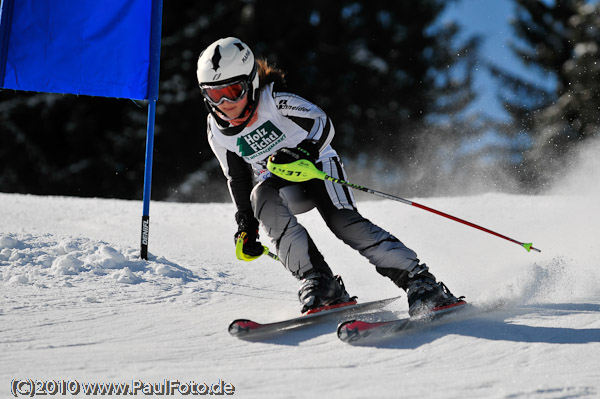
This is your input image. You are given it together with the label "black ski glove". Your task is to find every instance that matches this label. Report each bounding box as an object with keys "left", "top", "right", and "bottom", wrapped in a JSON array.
[
  {"left": 270, "top": 139, "right": 319, "bottom": 165},
  {"left": 234, "top": 210, "right": 264, "bottom": 257}
]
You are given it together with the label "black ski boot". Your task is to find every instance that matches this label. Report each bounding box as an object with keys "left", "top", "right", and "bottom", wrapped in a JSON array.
[
  {"left": 406, "top": 276, "right": 461, "bottom": 316},
  {"left": 298, "top": 272, "right": 352, "bottom": 314}
]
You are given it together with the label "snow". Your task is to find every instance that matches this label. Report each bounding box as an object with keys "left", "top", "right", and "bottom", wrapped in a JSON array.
[{"left": 2, "top": 149, "right": 600, "bottom": 398}]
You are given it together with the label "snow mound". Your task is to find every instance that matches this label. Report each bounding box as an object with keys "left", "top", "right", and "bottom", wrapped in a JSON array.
[{"left": 0, "top": 233, "right": 198, "bottom": 286}]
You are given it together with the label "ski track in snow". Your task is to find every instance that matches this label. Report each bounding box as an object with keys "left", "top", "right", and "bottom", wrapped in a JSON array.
[{"left": 1, "top": 181, "right": 600, "bottom": 398}]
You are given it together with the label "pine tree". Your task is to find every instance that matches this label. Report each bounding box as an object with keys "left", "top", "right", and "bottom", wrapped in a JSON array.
[
  {"left": 492, "top": 0, "right": 600, "bottom": 187},
  {"left": 538, "top": 2, "right": 600, "bottom": 147}
]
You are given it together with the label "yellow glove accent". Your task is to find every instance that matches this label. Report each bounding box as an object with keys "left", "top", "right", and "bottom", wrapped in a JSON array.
[{"left": 235, "top": 232, "right": 268, "bottom": 262}]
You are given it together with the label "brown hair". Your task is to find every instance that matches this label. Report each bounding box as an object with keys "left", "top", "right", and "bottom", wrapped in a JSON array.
[{"left": 257, "top": 58, "right": 286, "bottom": 90}]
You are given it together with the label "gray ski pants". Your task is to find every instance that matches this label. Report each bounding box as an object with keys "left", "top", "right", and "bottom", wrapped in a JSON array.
[{"left": 251, "top": 157, "right": 421, "bottom": 288}]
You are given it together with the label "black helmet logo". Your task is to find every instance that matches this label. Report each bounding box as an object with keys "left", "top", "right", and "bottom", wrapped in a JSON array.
[
  {"left": 210, "top": 42, "right": 246, "bottom": 72},
  {"left": 211, "top": 46, "right": 222, "bottom": 71}
]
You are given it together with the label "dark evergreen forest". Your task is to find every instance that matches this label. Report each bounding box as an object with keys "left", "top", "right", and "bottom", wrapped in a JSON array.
[{"left": 1, "top": 0, "right": 598, "bottom": 202}]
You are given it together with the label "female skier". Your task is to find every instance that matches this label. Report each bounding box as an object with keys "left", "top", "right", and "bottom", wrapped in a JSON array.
[{"left": 197, "top": 37, "right": 461, "bottom": 315}]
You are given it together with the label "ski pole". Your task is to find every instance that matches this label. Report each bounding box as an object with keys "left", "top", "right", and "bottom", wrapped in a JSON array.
[
  {"left": 264, "top": 250, "right": 280, "bottom": 261},
  {"left": 267, "top": 158, "right": 541, "bottom": 253}
]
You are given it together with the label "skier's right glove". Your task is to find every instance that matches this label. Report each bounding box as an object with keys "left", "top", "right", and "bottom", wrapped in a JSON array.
[
  {"left": 269, "top": 139, "right": 319, "bottom": 165},
  {"left": 234, "top": 210, "right": 265, "bottom": 260}
]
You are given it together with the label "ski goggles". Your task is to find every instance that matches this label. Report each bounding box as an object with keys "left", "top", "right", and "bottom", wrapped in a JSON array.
[{"left": 200, "top": 79, "right": 248, "bottom": 106}]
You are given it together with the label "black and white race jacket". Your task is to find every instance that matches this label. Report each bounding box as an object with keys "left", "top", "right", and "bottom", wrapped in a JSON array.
[{"left": 207, "top": 83, "right": 337, "bottom": 214}]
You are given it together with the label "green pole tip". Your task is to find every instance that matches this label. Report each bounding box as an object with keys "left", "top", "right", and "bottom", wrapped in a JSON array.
[{"left": 522, "top": 243, "right": 532, "bottom": 252}]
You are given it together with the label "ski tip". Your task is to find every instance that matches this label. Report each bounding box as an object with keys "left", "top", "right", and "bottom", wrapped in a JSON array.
[
  {"left": 228, "top": 319, "right": 262, "bottom": 337},
  {"left": 337, "top": 319, "right": 390, "bottom": 342},
  {"left": 336, "top": 319, "right": 358, "bottom": 342}
]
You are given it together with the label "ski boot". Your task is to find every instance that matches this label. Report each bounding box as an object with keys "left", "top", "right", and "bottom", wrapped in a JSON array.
[
  {"left": 298, "top": 272, "right": 352, "bottom": 314},
  {"left": 406, "top": 276, "right": 461, "bottom": 317}
]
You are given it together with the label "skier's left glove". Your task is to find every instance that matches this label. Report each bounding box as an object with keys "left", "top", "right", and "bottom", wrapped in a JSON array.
[
  {"left": 234, "top": 210, "right": 265, "bottom": 260},
  {"left": 270, "top": 139, "right": 319, "bottom": 165}
]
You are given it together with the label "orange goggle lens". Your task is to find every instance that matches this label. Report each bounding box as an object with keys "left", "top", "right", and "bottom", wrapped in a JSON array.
[{"left": 202, "top": 82, "right": 247, "bottom": 105}]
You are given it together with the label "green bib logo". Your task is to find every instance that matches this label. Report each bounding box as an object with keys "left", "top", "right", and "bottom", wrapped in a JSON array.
[{"left": 237, "top": 121, "right": 286, "bottom": 159}]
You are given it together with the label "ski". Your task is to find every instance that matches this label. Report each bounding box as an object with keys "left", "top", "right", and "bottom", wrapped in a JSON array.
[
  {"left": 228, "top": 296, "right": 401, "bottom": 339},
  {"left": 337, "top": 300, "right": 471, "bottom": 344}
]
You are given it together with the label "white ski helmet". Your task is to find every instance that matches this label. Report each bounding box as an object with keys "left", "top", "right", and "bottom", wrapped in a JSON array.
[{"left": 197, "top": 37, "right": 259, "bottom": 105}]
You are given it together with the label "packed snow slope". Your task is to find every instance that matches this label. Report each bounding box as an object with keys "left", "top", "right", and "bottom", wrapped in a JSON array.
[{"left": 2, "top": 149, "right": 600, "bottom": 398}]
